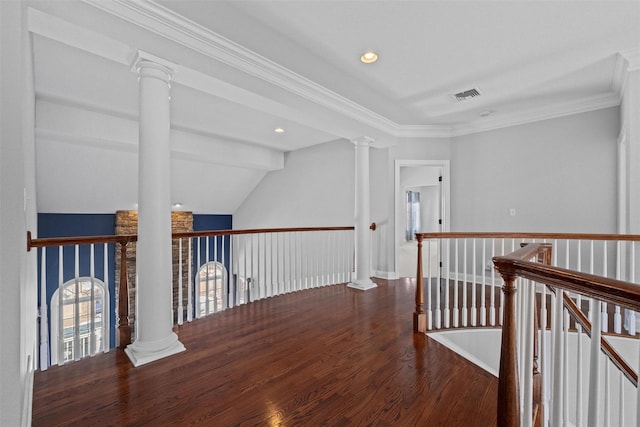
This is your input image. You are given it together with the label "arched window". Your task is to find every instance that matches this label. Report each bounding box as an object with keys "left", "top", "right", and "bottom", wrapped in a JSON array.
[
  {"left": 50, "top": 277, "right": 109, "bottom": 365},
  {"left": 196, "top": 262, "right": 227, "bottom": 317}
]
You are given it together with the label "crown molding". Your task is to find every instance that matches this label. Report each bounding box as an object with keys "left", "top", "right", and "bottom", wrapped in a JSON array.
[
  {"left": 38, "top": 2, "right": 628, "bottom": 144},
  {"left": 394, "top": 125, "right": 453, "bottom": 139},
  {"left": 451, "top": 92, "right": 620, "bottom": 137},
  {"left": 612, "top": 48, "right": 640, "bottom": 101},
  {"left": 82, "top": 0, "right": 402, "bottom": 137}
]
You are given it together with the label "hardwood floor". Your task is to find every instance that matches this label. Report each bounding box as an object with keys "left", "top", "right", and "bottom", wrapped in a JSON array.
[{"left": 33, "top": 278, "right": 498, "bottom": 426}]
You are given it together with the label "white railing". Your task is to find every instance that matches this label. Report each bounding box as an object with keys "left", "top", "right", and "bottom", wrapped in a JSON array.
[
  {"left": 28, "top": 226, "right": 354, "bottom": 370},
  {"left": 414, "top": 232, "right": 640, "bottom": 427},
  {"left": 173, "top": 227, "right": 355, "bottom": 323},
  {"left": 416, "top": 233, "right": 640, "bottom": 335}
]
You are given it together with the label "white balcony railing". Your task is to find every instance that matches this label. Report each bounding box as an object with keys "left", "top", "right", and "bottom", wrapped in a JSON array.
[{"left": 28, "top": 226, "right": 355, "bottom": 371}]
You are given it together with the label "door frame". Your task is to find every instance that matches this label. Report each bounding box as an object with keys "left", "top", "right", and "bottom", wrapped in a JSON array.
[{"left": 394, "top": 160, "right": 450, "bottom": 278}]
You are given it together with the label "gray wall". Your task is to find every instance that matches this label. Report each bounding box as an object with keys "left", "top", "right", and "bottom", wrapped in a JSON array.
[
  {"left": 1, "top": 1, "right": 39, "bottom": 424},
  {"left": 234, "top": 139, "right": 355, "bottom": 228},
  {"left": 451, "top": 107, "right": 619, "bottom": 233}
]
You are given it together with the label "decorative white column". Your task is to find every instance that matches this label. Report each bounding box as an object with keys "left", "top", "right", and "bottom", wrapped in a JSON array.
[
  {"left": 348, "top": 137, "right": 377, "bottom": 291},
  {"left": 125, "top": 51, "right": 185, "bottom": 366}
]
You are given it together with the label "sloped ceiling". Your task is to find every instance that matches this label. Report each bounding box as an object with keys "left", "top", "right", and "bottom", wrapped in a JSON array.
[{"left": 28, "top": 0, "right": 640, "bottom": 214}]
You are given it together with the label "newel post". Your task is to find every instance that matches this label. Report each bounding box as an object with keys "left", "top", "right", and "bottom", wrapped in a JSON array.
[
  {"left": 414, "top": 234, "right": 426, "bottom": 333},
  {"left": 495, "top": 264, "right": 521, "bottom": 427},
  {"left": 117, "top": 240, "right": 132, "bottom": 348}
]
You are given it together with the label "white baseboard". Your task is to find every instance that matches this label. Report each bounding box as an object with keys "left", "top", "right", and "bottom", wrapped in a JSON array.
[
  {"left": 373, "top": 270, "right": 398, "bottom": 280},
  {"left": 21, "top": 355, "right": 34, "bottom": 427}
]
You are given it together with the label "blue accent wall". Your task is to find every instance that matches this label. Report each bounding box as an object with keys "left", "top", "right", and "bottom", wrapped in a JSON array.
[{"left": 193, "top": 214, "right": 232, "bottom": 231}]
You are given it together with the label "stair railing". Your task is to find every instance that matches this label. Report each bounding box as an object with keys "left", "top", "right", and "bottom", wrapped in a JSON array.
[
  {"left": 493, "top": 244, "right": 640, "bottom": 427},
  {"left": 414, "top": 232, "right": 640, "bottom": 427}
]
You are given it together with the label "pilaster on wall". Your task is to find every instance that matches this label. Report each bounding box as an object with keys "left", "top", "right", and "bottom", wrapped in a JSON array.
[
  {"left": 115, "top": 210, "right": 193, "bottom": 340},
  {"left": 618, "top": 51, "right": 640, "bottom": 235}
]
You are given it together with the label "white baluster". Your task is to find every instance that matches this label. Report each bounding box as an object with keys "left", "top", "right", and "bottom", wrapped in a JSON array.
[
  {"left": 551, "top": 289, "right": 564, "bottom": 427},
  {"left": 250, "top": 233, "right": 255, "bottom": 299},
  {"left": 276, "top": 232, "right": 281, "bottom": 292},
  {"left": 300, "top": 232, "right": 306, "bottom": 289},
  {"left": 40, "top": 247, "right": 49, "bottom": 370},
  {"left": 206, "top": 236, "right": 211, "bottom": 314},
  {"left": 453, "top": 239, "right": 459, "bottom": 328},
  {"left": 426, "top": 239, "right": 432, "bottom": 330},
  {"left": 636, "top": 338, "right": 640, "bottom": 427},
  {"left": 614, "top": 241, "right": 622, "bottom": 334},
  {"left": 630, "top": 243, "right": 637, "bottom": 335},
  {"left": 563, "top": 309, "right": 569, "bottom": 426},
  {"left": 58, "top": 246, "right": 64, "bottom": 366},
  {"left": 522, "top": 279, "right": 534, "bottom": 427},
  {"left": 74, "top": 245, "right": 80, "bottom": 361},
  {"left": 90, "top": 244, "right": 96, "bottom": 355},
  {"left": 196, "top": 237, "right": 201, "bottom": 317},
  {"left": 435, "top": 239, "right": 442, "bottom": 329},
  {"left": 499, "top": 239, "right": 505, "bottom": 326},
  {"left": 480, "top": 239, "right": 486, "bottom": 327},
  {"left": 603, "top": 242, "right": 609, "bottom": 332},
  {"left": 266, "top": 233, "right": 271, "bottom": 295},
  {"left": 222, "top": 235, "right": 228, "bottom": 307},
  {"left": 103, "top": 243, "right": 110, "bottom": 352},
  {"left": 576, "top": 295, "right": 583, "bottom": 427},
  {"left": 462, "top": 239, "right": 468, "bottom": 327},
  {"left": 187, "top": 237, "right": 193, "bottom": 321},
  {"left": 604, "top": 361, "right": 610, "bottom": 427},
  {"left": 618, "top": 371, "right": 624, "bottom": 427},
  {"left": 214, "top": 236, "right": 219, "bottom": 309},
  {"left": 490, "top": 238, "right": 496, "bottom": 326},
  {"left": 293, "top": 232, "right": 298, "bottom": 290},
  {"left": 471, "top": 239, "right": 477, "bottom": 327},
  {"left": 588, "top": 299, "right": 602, "bottom": 427},
  {"left": 444, "top": 238, "right": 450, "bottom": 329},
  {"left": 178, "top": 239, "right": 183, "bottom": 325}
]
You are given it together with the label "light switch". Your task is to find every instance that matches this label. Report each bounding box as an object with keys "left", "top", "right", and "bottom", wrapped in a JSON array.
[{"left": 509, "top": 208, "right": 516, "bottom": 217}]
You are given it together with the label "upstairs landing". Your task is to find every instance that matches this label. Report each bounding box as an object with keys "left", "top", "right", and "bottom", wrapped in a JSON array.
[{"left": 33, "top": 279, "right": 497, "bottom": 426}]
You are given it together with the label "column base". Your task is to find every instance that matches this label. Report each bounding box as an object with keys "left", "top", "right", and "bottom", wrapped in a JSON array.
[
  {"left": 125, "top": 332, "right": 185, "bottom": 367},
  {"left": 347, "top": 279, "right": 377, "bottom": 291}
]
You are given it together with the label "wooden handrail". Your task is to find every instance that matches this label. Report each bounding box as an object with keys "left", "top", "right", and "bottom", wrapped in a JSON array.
[
  {"left": 492, "top": 243, "right": 640, "bottom": 427},
  {"left": 493, "top": 257, "right": 640, "bottom": 312},
  {"left": 418, "top": 231, "right": 640, "bottom": 241},
  {"left": 172, "top": 226, "right": 354, "bottom": 239},
  {"left": 27, "top": 227, "right": 355, "bottom": 251},
  {"left": 27, "top": 230, "right": 137, "bottom": 251}
]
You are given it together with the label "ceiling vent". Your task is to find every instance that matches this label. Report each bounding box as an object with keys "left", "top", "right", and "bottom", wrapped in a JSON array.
[{"left": 452, "top": 87, "right": 482, "bottom": 102}]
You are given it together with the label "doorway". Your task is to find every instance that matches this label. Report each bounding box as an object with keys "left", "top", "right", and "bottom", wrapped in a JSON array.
[{"left": 394, "top": 160, "right": 450, "bottom": 278}]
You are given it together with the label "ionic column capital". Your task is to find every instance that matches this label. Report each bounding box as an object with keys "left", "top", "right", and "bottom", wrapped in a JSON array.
[
  {"left": 131, "top": 50, "right": 176, "bottom": 84},
  {"left": 351, "top": 136, "right": 375, "bottom": 147}
]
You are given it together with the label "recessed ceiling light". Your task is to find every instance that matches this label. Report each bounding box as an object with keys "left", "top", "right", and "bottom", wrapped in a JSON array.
[
  {"left": 360, "top": 50, "right": 378, "bottom": 64},
  {"left": 173, "top": 202, "right": 182, "bottom": 208},
  {"left": 274, "top": 128, "right": 285, "bottom": 133}
]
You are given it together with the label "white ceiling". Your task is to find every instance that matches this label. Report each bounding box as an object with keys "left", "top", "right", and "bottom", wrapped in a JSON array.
[{"left": 28, "top": 0, "right": 640, "bottom": 214}]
